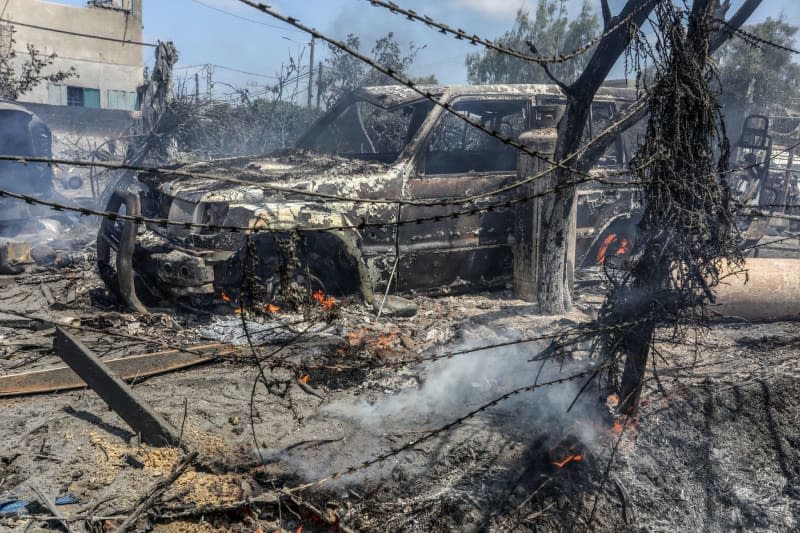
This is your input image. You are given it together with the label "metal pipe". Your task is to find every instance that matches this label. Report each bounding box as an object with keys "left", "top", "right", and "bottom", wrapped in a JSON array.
[
  {"left": 712, "top": 258, "right": 800, "bottom": 321},
  {"left": 96, "top": 190, "right": 149, "bottom": 314}
]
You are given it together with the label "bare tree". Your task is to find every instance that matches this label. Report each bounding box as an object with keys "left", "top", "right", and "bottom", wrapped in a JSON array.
[{"left": 534, "top": 0, "right": 763, "bottom": 314}]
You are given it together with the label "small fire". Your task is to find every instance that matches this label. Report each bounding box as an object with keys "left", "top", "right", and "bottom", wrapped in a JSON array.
[
  {"left": 234, "top": 307, "right": 242, "bottom": 315},
  {"left": 596, "top": 233, "right": 631, "bottom": 265},
  {"left": 220, "top": 291, "right": 233, "bottom": 303},
  {"left": 610, "top": 417, "right": 639, "bottom": 436},
  {"left": 299, "top": 374, "right": 310, "bottom": 384},
  {"left": 265, "top": 303, "right": 280, "bottom": 314},
  {"left": 552, "top": 453, "right": 583, "bottom": 468},
  {"left": 296, "top": 526, "right": 304, "bottom": 533},
  {"left": 606, "top": 392, "right": 620, "bottom": 408},
  {"left": 376, "top": 330, "right": 399, "bottom": 349},
  {"left": 312, "top": 290, "right": 336, "bottom": 311}
]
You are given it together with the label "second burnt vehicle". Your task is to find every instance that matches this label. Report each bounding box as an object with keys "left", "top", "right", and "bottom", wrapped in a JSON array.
[{"left": 98, "top": 84, "right": 642, "bottom": 311}]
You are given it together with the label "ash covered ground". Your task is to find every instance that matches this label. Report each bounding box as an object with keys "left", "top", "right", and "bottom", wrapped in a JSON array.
[{"left": 0, "top": 243, "right": 799, "bottom": 532}]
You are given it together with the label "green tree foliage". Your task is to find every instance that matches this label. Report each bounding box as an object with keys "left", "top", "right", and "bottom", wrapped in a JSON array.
[
  {"left": 716, "top": 17, "right": 800, "bottom": 110},
  {"left": 317, "top": 32, "right": 437, "bottom": 109},
  {"left": 465, "top": 0, "right": 599, "bottom": 85},
  {"left": 0, "top": 26, "right": 75, "bottom": 100}
]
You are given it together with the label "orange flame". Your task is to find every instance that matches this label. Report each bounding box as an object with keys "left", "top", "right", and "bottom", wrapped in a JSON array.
[
  {"left": 296, "top": 526, "right": 303, "bottom": 533},
  {"left": 596, "top": 233, "right": 631, "bottom": 265},
  {"left": 552, "top": 453, "right": 583, "bottom": 468},
  {"left": 299, "top": 374, "right": 310, "bottom": 384},
  {"left": 607, "top": 393, "right": 620, "bottom": 408},
  {"left": 265, "top": 303, "right": 280, "bottom": 314},
  {"left": 234, "top": 307, "right": 242, "bottom": 315},
  {"left": 221, "top": 291, "right": 233, "bottom": 303},
  {"left": 376, "top": 330, "right": 399, "bottom": 349},
  {"left": 312, "top": 290, "right": 336, "bottom": 311}
]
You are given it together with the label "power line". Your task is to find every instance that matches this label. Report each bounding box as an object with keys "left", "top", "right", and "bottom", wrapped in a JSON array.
[
  {"left": 186, "top": 0, "right": 305, "bottom": 34},
  {"left": 0, "top": 17, "right": 157, "bottom": 47}
]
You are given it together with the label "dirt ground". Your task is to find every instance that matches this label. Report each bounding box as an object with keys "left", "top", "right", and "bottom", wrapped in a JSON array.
[{"left": 0, "top": 241, "right": 799, "bottom": 532}]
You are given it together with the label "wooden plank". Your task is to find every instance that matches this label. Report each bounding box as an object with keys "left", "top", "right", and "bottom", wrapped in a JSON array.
[
  {"left": 52, "top": 327, "right": 180, "bottom": 447},
  {"left": 0, "top": 343, "right": 231, "bottom": 397}
]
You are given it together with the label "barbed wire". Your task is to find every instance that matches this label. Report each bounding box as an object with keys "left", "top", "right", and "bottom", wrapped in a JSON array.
[
  {"left": 0, "top": 165, "right": 794, "bottom": 241},
  {"left": 364, "top": 0, "right": 657, "bottom": 65},
  {"left": 713, "top": 18, "right": 800, "bottom": 55},
  {"left": 0, "top": 170, "right": 632, "bottom": 235},
  {"left": 0, "top": 132, "right": 640, "bottom": 207},
  {"left": 280, "top": 364, "right": 607, "bottom": 493}
]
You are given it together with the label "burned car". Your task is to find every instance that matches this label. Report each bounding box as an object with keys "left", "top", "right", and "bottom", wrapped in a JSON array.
[
  {"left": 0, "top": 102, "right": 73, "bottom": 273},
  {"left": 98, "top": 84, "right": 640, "bottom": 311}
]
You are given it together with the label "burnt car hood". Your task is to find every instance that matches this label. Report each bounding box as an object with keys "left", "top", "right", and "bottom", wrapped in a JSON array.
[{"left": 152, "top": 151, "right": 398, "bottom": 204}]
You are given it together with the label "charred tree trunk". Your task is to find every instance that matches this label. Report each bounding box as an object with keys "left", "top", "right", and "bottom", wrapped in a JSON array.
[
  {"left": 531, "top": 0, "right": 763, "bottom": 314},
  {"left": 611, "top": 0, "right": 752, "bottom": 416},
  {"left": 534, "top": 0, "right": 655, "bottom": 314}
]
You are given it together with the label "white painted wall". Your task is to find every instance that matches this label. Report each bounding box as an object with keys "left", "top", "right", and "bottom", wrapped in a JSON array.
[{"left": 4, "top": 0, "right": 145, "bottom": 109}]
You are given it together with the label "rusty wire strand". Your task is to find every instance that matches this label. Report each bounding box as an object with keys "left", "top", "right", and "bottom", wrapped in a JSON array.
[
  {"left": 365, "top": 0, "right": 657, "bottom": 65},
  {"left": 713, "top": 17, "right": 800, "bottom": 55},
  {"left": 0, "top": 173, "right": 635, "bottom": 234}
]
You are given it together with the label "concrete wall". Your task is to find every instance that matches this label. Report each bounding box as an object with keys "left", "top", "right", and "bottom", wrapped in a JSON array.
[
  {"left": 4, "top": 0, "right": 145, "bottom": 110},
  {"left": 23, "top": 102, "right": 137, "bottom": 138}
]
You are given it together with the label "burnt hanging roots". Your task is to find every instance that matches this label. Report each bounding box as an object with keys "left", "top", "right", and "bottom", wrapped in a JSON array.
[{"left": 598, "top": 3, "right": 744, "bottom": 399}]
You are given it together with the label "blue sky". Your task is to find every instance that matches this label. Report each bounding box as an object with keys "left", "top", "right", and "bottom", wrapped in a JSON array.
[{"left": 45, "top": 0, "right": 800, "bottom": 102}]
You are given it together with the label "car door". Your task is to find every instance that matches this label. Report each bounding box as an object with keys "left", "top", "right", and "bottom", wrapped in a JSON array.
[{"left": 397, "top": 96, "right": 531, "bottom": 293}]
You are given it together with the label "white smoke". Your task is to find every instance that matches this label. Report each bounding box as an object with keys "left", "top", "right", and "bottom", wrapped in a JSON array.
[{"left": 260, "top": 331, "right": 607, "bottom": 484}]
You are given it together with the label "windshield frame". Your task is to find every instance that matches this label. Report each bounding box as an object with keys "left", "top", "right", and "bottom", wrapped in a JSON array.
[{"left": 295, "top": 91, "right": 437, "bottom": 164}]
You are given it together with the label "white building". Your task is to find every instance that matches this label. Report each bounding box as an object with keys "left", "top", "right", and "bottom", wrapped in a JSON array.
[{"left": 3, "top": 0, "right": 145, "bottom": 111}]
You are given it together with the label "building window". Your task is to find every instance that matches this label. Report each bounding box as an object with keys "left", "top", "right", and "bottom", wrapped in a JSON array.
[
  {"left": 67, "top": 86, "right": 101, "bottom": 108},
  {"left": 47, "top": 84, "right": 66, "bottom": 106},
  {"left": 107, "top": 89, "right": 138, "bottom": 111}
]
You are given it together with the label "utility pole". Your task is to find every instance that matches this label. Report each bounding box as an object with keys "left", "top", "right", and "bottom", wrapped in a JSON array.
[
  {"left": 205, "top": 64, "right": 214, "bottom": 100},
  {"left": 194, "top": 72, "right": 200, "bottom": 105},
  {"left": 307, "top": 37, "right": 315, "bottom": 109},
  {"left": 316, "top": 60, "right": 322, "bottom": 111}
]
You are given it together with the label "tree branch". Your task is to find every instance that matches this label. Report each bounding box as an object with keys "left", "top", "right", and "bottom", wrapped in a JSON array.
[
  {"left": 574, "top": 0, "right": 764, "bottom": 172},
  {"left": 600, "top": 0, "right": 613, "bottom": 30},
  {"left": 526, "top": 41, "right": 570, "bottom": 94},
  {"left": 709, "top": 0, "right": 763, "bottom": 52},
  {"left": 567, "top": 0, "right": 657, "bottom": 101}
]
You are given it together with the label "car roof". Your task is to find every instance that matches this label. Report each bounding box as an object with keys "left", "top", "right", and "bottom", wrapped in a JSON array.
[
  {"left": 353, "top": 84, "right": 638, "bottom": 108},
  {"left": 0, "top": 100, "right": 37, "bottom": 116}
]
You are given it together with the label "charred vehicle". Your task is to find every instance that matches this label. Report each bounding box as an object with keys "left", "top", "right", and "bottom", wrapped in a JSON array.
[
  {"left": 0, "top": 102, "right": 72, "bottom": 273},
  {"left": 98, "top": 84, "right": 642, "bottom": 311},
  {"left": 0, "top": 102, "right": 57, "bottom": 231},
  {"left": 725, "top": 114, "right": 800, "bottom": 245}
]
